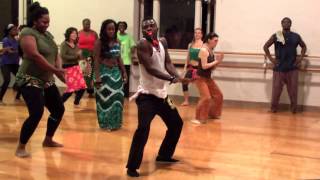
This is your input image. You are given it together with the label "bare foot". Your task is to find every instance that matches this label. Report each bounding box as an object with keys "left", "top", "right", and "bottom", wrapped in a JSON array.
[
  {"left": 180, "top": 101, "right": 189, "bottom": 106},
  {"left": 42, "top": 139, "right": 64, "bottom": 147},
  {"left": 15, "top": 144, "right": 30, "bottom": 158}
]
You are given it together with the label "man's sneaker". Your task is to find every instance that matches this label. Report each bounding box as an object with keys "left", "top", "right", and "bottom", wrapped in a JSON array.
[{"left": 127, "top": 169, "right": 139, "bottom": 177}]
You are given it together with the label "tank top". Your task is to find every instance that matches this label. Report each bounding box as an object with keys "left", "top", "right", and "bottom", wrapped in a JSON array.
[
  {"left": 101, "top": 43, "right": 121, "bottom": 59},
  {"left": 78, "top": 31, "right": 96, "bottom": 51},
  {"left": 139, "top": 39, "right": 168, "bottom": 98},
  {"left": 197, "top": 50, "right": 215, "bottom": 78},
  {"left": 189, "top": 47, "right": 200, "bottom": 62}
]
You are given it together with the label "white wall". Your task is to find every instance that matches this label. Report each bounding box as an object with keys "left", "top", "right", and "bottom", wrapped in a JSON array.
[
  {"left": 214, "top": 0, "right": 320, "bottom": 56},
  {"left": 35, "top": 0, "right": 135, "bottom": 44},
  {"left": 131, "top": 0, "right": 320, "bottom": 107}
]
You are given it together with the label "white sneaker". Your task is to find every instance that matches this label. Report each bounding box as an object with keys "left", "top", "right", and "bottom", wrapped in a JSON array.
[{"left": 190, "top": 119, "right": 202, "bottom": 124}]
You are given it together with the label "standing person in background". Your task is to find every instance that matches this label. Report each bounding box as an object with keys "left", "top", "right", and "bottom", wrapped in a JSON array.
[
  {"left": 181, "top": 28, "right": 203, "bottom": 106},
  {"left": 60, "top": 27, "right": 87, "bottom": 106},
  {"left": 93, "top": 19, "right": 127, "bottom": 131},
  {"left": 15, "top": 2, "right": 65, "bottom": 158},
  {"left": 78, "top": 18, "right": 98, "bottom": 98},
  {"left": 192, "top": 32, "right": 223, "bottom": 124},
  {"left": 263, "top": 17, "right": 307, "bottom": 113},
  {"left": 0, "top": 24, "right": 21, "bottom": 105},
  {"left": 117, "top": 21, "right": 136, "bottom": 98}
]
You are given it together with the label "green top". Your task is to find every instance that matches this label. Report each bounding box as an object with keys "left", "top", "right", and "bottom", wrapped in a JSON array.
[
  {"left": 117, "top": 32, "right": 135, "bottom": 65},
  {"left": 189, "top": 47, "right": 200, "bottom": 62},
  {"left": 16, "top": 27, "right": 58, "bottom": 87},
  {"left": 60, "top": 41, "right": 80, "bottom": 65}
]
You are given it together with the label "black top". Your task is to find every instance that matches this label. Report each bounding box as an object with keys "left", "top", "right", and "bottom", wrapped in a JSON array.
[
  {"left": 197, "top": 53, "right": 215, "bottom": 78},
  {"left": 273, "top": 32, "right": 301, "bottom": 72}
]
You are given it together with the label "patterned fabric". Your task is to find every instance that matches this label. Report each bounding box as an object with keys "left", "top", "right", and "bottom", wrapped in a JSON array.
[
  {"left": 64, "top": 65, "right": 87, "bottom": 93},
  {"left": 95, "top": 65, "right": 124, "bottom": 129},
  {"left": 80, "top": 49, "right": 95, "bottom": 89},
  {"left": 15, "top": 74, "right": 55, "bottom": 89}
]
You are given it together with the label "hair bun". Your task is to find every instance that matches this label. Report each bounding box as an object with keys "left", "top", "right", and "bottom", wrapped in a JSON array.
[{"left": 29, "top": 2, "right": 41, "bottom": 13}]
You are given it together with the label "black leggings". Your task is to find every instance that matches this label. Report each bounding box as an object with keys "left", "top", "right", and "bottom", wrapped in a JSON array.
[
  {"left": 182, "top": 69, "right": 193, "bottom": 92},
  {"left": 0, "top": 64, "right": 21, "bottom": 100},
  {"left": 126, "top": 94, "right": 183, "bottom": 170},
  {"left": 19, "top": 84, "right": 65, "bottom": 144},
  {"left": 61, "top": 89, "right": 85, "bottom": 105}
]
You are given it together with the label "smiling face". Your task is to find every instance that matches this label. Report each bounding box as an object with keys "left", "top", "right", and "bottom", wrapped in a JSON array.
[
  {"left": 194, "top": 29, "right": 203, "bottom": 41},
  {"left": 34, "top": 14, "right": 50, "bottom": 33},
  {"left": 69, "top": 30, "right": 78, "bottom": 42},
  {"left": 118, "top": 23, "right": 127, "bottom": 34},
  {"left": 142, "top": 19, "right": 158, "bottom": 39}
]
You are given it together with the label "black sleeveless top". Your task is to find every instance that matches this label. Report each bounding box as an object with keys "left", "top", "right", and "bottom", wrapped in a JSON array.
[{"left": 197, "top": 53, "right": 215, "bottom": 78}]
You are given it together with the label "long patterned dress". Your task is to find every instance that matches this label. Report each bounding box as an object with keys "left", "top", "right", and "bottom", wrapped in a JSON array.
[{"left": 95, "top": 43, "right": 124, "bottom": 130}]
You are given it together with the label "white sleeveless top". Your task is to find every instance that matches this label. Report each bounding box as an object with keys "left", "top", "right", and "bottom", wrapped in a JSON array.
[{"left": 138, "top": 40, "right": 169, "bottom": 99}]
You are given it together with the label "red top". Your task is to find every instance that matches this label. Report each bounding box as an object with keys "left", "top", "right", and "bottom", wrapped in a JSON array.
[{"left": 78, "top": 30, "right": 97, "bottom": 51}]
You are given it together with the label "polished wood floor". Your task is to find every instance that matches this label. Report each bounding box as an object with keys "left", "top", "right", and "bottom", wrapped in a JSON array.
[{"left": 0, "top": 89, "right": 320, "bottom": 180}]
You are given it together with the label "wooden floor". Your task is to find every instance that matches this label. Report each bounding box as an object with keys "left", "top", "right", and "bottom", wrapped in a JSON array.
[{"left": 0, "top": 89, "right": 320, "bottom": 180}]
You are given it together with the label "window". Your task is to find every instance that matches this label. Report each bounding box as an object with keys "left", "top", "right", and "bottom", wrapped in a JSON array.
[
  {"left": 141, "top": 0, "right": 216, "bottom": 50},
  {"left": 0, "top": 0, "right": 19, "bottom": 39},
  {"left": 160, "top": 0, "right": 195, "bottom": 49}
]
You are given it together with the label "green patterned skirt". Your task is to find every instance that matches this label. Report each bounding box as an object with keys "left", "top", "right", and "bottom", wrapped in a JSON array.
[{"left": 95, "top": 65, "right": 124, "bottom": 130}]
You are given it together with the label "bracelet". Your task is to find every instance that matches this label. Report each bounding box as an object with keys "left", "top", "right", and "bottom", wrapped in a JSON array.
[{"left": 169, "top": 76, "right": 176, "bottom": 83}]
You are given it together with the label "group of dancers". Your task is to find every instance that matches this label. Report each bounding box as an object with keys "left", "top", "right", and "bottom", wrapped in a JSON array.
[{"left": 0, "top": 1, "right": 307, "bottom": 178}]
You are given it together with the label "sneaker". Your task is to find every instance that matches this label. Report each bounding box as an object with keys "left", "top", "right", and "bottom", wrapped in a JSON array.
[
  {"left": 156, "top": 156, "right": 179, "bottom": 163},
  {"left": 190, "top": 119, "right": 202, "bottom": 124},
  {"left": 127, "top": 169, "right": 139, "bottom": 177}
]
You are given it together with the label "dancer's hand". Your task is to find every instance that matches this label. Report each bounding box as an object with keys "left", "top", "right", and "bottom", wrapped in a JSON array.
[
  {"left": 180, "top": 78, "right": 192, "bottom": 84},
  {"left": 123, "top": 73, "right": 128, "bottom": 84},
  {"left": 270, "top": 58, "right": 279, "bottom": 65},
  {"left": 54, "top": 68, "right": 66, "bottom": 83},
  {"left": 95, "top": 81, "right": 102, "bottom": 89},
  {"left": 215, "top": 53, "right": 224, "bottom": 64}
]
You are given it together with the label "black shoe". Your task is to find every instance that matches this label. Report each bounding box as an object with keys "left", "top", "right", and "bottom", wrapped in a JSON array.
[
  {"left": 156, "top": 156, "right": 179, "bottom": 163},
  {"left": 127, "top": 169, "right": 139, "bottom": 177}
]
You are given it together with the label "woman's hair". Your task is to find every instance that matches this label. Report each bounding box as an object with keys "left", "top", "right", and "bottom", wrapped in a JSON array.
[
  {"left": 27, "top": 2, "right": 49, "bottom": 27},
  {"left": 204, "top": 32, "right": 219, "bottom": 43},
  {"left": 117, "top": 21, "right": 127, "bottom": 30},
  {"left": 64, "top": 27, "right": 78, "bottom": 42},
  {"left": 99, "top": 19, "right": 118, "bottom": 56}
]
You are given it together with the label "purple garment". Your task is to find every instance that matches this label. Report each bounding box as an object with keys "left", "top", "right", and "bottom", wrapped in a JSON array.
[{"left": 1, "top": 37, "right": 20, "bottom": 65}]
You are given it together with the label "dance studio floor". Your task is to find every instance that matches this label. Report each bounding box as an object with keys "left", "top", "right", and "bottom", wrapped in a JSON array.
[{"left": 0, "top": 90, "right": 320, "bottom": 180}]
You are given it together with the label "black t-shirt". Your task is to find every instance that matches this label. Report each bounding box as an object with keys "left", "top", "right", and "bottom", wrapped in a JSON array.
[{"left": 273, "top": 32, "right": 301, "bottom": 72}]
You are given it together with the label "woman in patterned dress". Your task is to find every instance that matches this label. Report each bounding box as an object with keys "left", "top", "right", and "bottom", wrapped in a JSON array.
[{"left": 93, "top": 19, "right": 127, "bottom": 130}]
